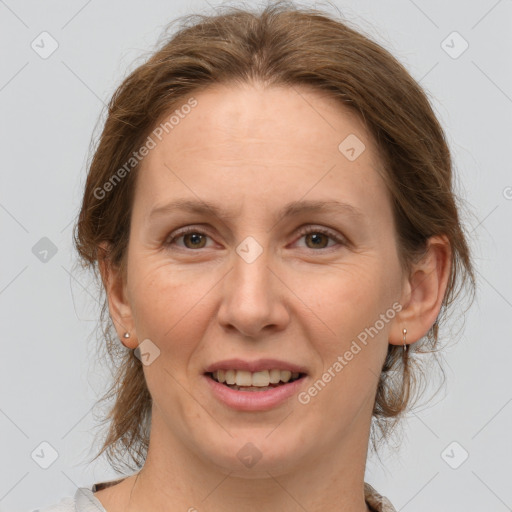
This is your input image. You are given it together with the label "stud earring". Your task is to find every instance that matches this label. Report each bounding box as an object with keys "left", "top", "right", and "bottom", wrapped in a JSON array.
[{"left": 120, "top": 332, "right": 132, "bottom": 348}]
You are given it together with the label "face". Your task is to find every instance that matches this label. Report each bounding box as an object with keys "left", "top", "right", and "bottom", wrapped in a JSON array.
[{"left": 117, "top": 82, "right": 407, "bottom": 477}]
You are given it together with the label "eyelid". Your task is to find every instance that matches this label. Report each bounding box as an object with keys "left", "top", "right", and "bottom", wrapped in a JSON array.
[
  {"left": 165, "top": 224, "right": 347, "bottom": 250},
  {"left": 294, "top": 225, "right": 347, "bottom": 248}
]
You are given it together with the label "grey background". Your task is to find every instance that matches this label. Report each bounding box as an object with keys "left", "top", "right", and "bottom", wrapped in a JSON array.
[{"left": 1, "top": 0, "right": 511, "bottom": 510}]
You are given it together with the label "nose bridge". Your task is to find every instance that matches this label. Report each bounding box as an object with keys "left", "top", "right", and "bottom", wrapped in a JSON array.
[
  {"left": 218, "top": 235, "right": 288, "bottom": 336},
  {"left": 233, "top": 237, "right": 271, "bottom": 299}
]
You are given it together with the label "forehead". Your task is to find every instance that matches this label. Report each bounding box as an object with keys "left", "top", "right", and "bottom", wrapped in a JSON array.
[
  {"left": 133, "top": 82, "right": 390, "bottom": 224},
  {"left": 147, "top": 82, "right": 373, "bottom": 159}
]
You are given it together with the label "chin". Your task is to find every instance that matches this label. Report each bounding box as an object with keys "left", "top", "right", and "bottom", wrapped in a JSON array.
[{"left": 194, "top": 426, "right": 309, "bottom": 477}]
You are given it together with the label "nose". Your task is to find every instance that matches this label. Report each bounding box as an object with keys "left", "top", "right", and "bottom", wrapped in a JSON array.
[{"left": 217, "top": 246, "right": 290, "bottom": 338}]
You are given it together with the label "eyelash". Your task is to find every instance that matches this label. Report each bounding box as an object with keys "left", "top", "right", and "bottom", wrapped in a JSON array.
[{"left": 165, "top": 225, "right": 347, "bottom": 251}]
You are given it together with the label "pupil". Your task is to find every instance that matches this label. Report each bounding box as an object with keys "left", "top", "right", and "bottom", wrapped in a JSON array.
[
  {"left": 308, "top": 233, "right": 326, "bottom": 248},
  {"left": 186, "top": 233, "right": 205, "bottom": 248}
]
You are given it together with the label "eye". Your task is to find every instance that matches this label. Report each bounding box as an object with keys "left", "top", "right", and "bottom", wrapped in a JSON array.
[
  {"left": 165, "top": 226, "right": 214, "bottom": 250},
  {"left": 165, "top": 225, "right": 346, "bottom": 251},
  {"left": 294, "top": 226, "right": 346, "bottom": 250}
]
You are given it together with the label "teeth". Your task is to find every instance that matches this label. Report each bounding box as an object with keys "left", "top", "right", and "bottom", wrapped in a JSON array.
[
  {"left": 225, "top": 370, "right": 236, "bottom": 385},
  {"left": 211, "top": 369, "right": 301, "bottom": 387},
  {"left": 235, "top": 370, "right": 252, "bottom": 386},
  {"left": 269, "top": 369, "right": 281, "bottom": 384},
  {"left": 281, "top": 370, "right": 292, "bottom": 383},
  {"left": 252, "top": 371, "right": 270, "bottom": 386}
]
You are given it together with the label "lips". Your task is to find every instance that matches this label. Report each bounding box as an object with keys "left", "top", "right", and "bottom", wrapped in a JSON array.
[
  {"left": 203, "top": 359, "right": 308, "bottom": 405},
  {"left": 203, "top": 371, "right": 307, "bottom": 411}
]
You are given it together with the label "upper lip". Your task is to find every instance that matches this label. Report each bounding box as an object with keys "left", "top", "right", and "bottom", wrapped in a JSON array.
[{"left": 204, "top": 358, "right": 308, "bottom": 374}]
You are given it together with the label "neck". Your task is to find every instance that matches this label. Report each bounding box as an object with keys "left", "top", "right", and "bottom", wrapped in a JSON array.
[{"left": 124, "top": 410, "right": 373, "bottom": 512}]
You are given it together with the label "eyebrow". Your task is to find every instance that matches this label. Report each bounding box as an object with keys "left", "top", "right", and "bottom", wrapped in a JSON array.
[{"left": 148, "top": 198, "right": 365, "bottom": 225}]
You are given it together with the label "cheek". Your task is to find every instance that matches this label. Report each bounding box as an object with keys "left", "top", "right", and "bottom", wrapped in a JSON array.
[
  {"left": 128, "top": 257, "right": 213, "bottom": 362},
  {"left": 307, "top": 261, "right": 387, "bottom": 338},
  {"left": 302, "top": 258, "right": 396, "bottom": 392},
  {"left": 299, "top": 268, "right": 390, "bottom": 422}
]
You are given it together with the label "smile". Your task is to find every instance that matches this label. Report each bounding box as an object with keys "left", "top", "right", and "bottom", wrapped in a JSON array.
[
  {"left": 204, "top": 372, "right": 307, "bottom": 411},
  {"left": 207, "top": 369, "right": 303, "bottom": 391}
]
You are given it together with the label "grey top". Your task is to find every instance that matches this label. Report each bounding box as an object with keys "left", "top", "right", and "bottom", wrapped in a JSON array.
[
  {"left": 39, "top": 487, "right": 106, "bottom": 512},
  {"left": 39, "top": 481, "right": 396, "bottom": 511}
]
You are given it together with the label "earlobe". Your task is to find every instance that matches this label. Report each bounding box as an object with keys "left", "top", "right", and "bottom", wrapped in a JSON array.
[
  {"left": 98, "top": 242, "right": 138, "bottom": 349},
  {"left": 389, "top": 235, "right": 451, "bottom": 347},
  {"left": 121, "top": 331, "right": 136, "bottom": 349}
]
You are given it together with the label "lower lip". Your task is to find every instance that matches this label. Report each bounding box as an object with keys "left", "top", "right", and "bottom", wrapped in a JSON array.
[{"left": 203, "top": 374, "right": 306, "bottom": 411}]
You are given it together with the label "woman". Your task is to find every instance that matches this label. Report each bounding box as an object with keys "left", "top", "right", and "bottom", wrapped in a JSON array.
[{"left": 42, "top": 2, "right": 475, "bottom": 511}]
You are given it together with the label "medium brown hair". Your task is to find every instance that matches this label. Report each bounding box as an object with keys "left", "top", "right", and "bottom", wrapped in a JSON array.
[{"left": 74, "top": 1, "right": 477, "bottom": 472}]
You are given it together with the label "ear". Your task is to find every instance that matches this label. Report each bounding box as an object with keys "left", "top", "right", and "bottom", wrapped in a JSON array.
[
  {"left": 98, "top": 242, "right": 138, "bottom": 349},
  {"left": 389, "top": 235, "right": 452, "bottom": 346}
]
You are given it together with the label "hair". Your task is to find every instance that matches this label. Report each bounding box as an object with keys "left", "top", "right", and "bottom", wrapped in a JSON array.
[{"left": 73, "top": 0, "right": 477, "bottom": 473}]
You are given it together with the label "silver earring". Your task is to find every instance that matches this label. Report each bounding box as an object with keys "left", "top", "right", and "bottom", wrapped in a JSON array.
[
  {"left": 402, "top": 328, "right": 408, "bottom": 353},
  {"left": 123, "top": 332, "right": 130, "bottom": 339}
]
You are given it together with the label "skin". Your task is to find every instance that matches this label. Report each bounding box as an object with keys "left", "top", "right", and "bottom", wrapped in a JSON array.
[{"left": 97, "top": 82, "right": 451, "bottom": 512}]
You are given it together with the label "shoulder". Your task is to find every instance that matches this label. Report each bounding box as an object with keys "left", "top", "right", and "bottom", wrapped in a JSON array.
[
  {"left": 37, "top": 487, "right": 107, "bottom": 512},
  {"left": 364, "top": 482, "right": 397, "bottom": 512}
]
